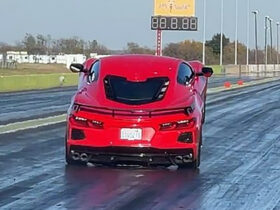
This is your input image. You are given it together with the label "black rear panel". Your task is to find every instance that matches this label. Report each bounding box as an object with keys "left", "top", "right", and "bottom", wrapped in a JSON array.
[{"left": 104, "top": 75, "right": 169, "bottom": 105}]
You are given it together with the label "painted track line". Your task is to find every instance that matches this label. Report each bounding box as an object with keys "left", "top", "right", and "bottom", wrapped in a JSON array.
[
  {"left": 207, "top": 77, "right": 280, "bottom": 94},
  {"left": 0, "top": 114, "right": 66, "bottom": 135}
]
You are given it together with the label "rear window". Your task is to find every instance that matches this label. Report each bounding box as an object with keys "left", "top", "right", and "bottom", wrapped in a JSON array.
[
  {"left": 88, "top": 61, "right": 100, "bottom": 83},
  {"left": 104, "top": 76, "right": 169, "bottom": 105},
  {"left": 177, "top": 63, "right": 194, "bottom": 85}
]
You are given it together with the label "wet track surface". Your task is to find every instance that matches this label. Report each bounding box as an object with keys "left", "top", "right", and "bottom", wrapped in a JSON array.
[
  {"left": 1, "top": 78, "right": 280, "bottom": 209},
  {"left": 0, "top": 87, "right": 74, "bottom": 125}
]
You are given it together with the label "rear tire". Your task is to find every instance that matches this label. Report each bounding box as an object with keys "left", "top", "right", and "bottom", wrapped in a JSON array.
[
  {"left": 190, "top": 142, "right": 201, "bottom": 169},
  {"left": 65, "top": 149, "right": 86, "bottom": 166},
  {"left": 202, "top": 104, "right": 206, "bottom": 124},
  {"left": 179, "top": 128, "right": 202, "bottom": 169},
  {"left": 66, "top": 152, "right": 79, "bottom": 165},
  {"left": 202, "top": 93, "right": 207, "bottom": 124},
  {"left": 65, "top": 135, "right": 85, "bottom": 166},
  {"left": 192, "top": 128, "right": 202, "bottom": 168}
]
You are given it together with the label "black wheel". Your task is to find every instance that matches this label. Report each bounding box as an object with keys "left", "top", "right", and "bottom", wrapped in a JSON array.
[
  {"left": 179, "top": 129, "right": 202, "bottom": 169},
  {"left": 65, "top": 135, "right": 85, "bottom": 166},
  {"left": 202, "top": 104, "right": 206, "bottom": 124},
  {"left": 202, "top": 93, "right": 207, "bottom": 124},
  {"left": 65, "top": 148, "right": 86, "bottom": 166},
  {"left": 65, "top": 152, "right": 79, "bottom": 165},
  {"left": 190, "top": 142, "right": 201, "bottom": 169},
  {"left": 192, "top": 128, "right": 202, "bottom": 168}
]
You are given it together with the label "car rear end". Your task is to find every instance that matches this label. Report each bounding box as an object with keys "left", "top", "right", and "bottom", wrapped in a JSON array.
[{"left": 66, "top": 103, "right": 201, "bottom": 166}]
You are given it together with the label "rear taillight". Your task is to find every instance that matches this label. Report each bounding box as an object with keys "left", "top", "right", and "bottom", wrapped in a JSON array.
[
  {"left": 160, "top": 119, "right": 195, "bottom": 131},
  {"left": 88, "top": 120, "right": 104, "bottom": 129},
  {"left": 70, "top": 115, "right": 104, "bottom": 129},
  {"left": 160, "top": 122, "right": 177, "bottom": 130}
]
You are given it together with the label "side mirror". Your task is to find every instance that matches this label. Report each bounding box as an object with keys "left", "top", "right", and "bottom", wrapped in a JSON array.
[
  {"left": 70, "top": 63, "right": 84, "bottom": 73},
  {"left": 202, "top": 67, "right": 213, "bottom": 77},
  {"left": 196, "top": 67, "right": 213, "bottom": 77}
]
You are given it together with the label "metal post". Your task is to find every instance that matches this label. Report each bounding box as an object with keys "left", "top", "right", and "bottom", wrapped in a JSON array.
[
  {"left": 156, "top": 29, "right": 162, "bottom": 56},
  {"left": 234, "top": 0, "right": 238, "bottom": 65},
  {"left": 265, "top": 16, "right": 269, "bottom": 73},
  {"left": 277, "top": 22, "right": 279, "bottom": 65},
  {"left": 269, "top": 18, "right": 273, "bottom": 65},
  {"left": 202, "top": 0, "right": 206, "bottom": 65},
  {"left": 255, "top": 14, "right": 258, "bottom": 66},
  {"left": 246, "top": 0, "right": 250, "bottom": 66},
  {"left": 252, "top": 10, "right": 259, "bottom": 75},
  {"left": 220, "top": 0, "right": 224, "bottom": 66}
]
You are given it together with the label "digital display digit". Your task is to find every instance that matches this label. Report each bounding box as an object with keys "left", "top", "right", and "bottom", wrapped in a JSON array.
[
  {"left": 170, "top": 17, "right": 178, "bottom": 30},
  {"left": 151, "top": 16, "right": 198, "bottom": 31}
]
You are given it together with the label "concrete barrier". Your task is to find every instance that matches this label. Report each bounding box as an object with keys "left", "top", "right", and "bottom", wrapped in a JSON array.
[{"left": 224, "top": 64, "right": 280, "bottom": 77}]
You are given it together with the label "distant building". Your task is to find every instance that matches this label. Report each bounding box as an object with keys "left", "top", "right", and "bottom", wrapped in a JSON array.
[
  {"left": 56, "top": 54, "right": 87, "bottom": 68},
  {"left": 36, "top": 55, "right": 51, "bottom": 64},
  {"left": 3, "top": 52, "right": 87, "bottom": 68},
  {"left": 65, "top": 54, "right": 86, "bottom": 69},
  {"left": 6, "top": 51, "right": 28, "bottom": 63},
  {"left": 49, "top": 56, "right": 57, "bottom": 64}
]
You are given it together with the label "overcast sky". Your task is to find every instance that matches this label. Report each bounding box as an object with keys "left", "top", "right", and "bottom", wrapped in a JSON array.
[{"left": 1, "top": 0, "right": 280, "bottom": 50}]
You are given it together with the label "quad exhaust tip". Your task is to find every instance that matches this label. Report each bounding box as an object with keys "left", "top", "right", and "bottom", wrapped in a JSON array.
[
  {"left": 183, "top": 154, "right": 193, "bottom": 163},
  {"left": 80, "top": 153, "right": 89, "bottom": 162},
  {"left": 71, "top": 151, "right": 89, "bottom": 162},
  {"left": 72, "top": 152, "right": 80, "bottom": 161},
  {"left": 174, "top": 154, "right": 193, "bottom": 164},
  {"left": 175, "top": 156, "right": 183, "bottom": 163}
]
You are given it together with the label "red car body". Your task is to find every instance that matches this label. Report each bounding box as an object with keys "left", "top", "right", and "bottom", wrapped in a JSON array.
[{"left": 66, "top": 55, "right": 212, "bottom": 168}]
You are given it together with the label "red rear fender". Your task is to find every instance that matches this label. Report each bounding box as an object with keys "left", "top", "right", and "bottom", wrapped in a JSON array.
[{"left": 188, "top": 60, "right": 203, "bottom": 73}]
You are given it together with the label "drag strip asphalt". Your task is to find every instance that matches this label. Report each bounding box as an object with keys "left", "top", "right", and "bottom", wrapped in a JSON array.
[
  {"left": 0, "top": 80, "right": 280, "bottom": 209},
  {"left": 0, "top": 87, "right": 75, "bottom": 125}
]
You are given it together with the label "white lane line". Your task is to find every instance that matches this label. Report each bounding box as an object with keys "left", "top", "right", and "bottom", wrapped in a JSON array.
[
  {"left": 207, "top": 77, "right": 280, "bottom": 94},
  {"left": 0, "top": 114, "right": 67, "bottom": 135}
]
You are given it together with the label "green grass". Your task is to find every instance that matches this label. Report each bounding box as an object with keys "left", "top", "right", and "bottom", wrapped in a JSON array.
[
  {"left": 0, "top": 73, "right": 78, "bottom": 92},
  {"left": 0, "top": 63, "right": 70, "bottom": 76},
  {"left": 0, "top": 63, "right": 78, "bottom": 92},
  {"left": 210, "top": 65, "right": 223, "bottom": 75}
]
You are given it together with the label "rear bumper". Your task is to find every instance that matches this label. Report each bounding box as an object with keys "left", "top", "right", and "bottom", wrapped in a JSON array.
[{"left": 69, "top": 145, "right": 194, "bottom": 165}]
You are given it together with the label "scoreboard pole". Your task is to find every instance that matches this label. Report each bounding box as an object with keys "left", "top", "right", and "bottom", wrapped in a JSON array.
[
  {"left": 151, "top": 16, "right": 198, "bottom": 56},
  {"left": 156, "top": 29, "right": 162, "bottom": 56}
]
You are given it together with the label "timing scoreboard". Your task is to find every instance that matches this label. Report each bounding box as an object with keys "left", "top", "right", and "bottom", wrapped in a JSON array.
[
  {"left": 151, "top": 16, "right": 198, "bottom": 31},
  {"left": 152, "top": 0, "right": 197, "bottom": 31},
  {"left": 152, "top": 0, "right": 197, "bottom": 55}
]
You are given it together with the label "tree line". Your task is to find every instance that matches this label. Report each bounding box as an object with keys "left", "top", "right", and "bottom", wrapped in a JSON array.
[
  {"left": 0, "top": 33, "right": 278, "bottom": 65},
  {"left": 0, "top": 34, "right": 110, "bottom": 57}
]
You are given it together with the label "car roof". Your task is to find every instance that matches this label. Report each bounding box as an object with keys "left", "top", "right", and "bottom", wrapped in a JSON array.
[{"left": 98, "top": 54, "right": 182, "bottom": 81}]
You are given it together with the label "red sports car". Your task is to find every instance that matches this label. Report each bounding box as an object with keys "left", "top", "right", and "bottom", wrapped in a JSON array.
[{"left": 66, "top": 55, "right": 213, "bottom": 168}]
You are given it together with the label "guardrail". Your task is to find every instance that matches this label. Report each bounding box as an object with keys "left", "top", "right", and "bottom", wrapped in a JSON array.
[
  {"left": 0, "top": 61, "right": 17, "bottom": 69},
  {"left": 220, "top": 64, "right": 280, "bottom": 78}
]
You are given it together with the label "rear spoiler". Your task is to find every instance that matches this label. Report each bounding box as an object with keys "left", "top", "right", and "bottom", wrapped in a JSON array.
[{"left": 73, "top": 103, "right": 195, "bottom": 118}]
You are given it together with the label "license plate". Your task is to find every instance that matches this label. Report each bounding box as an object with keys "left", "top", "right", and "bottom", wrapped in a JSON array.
[{"left": 120, "top": 128, "right": 142, "bottom": 140}]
